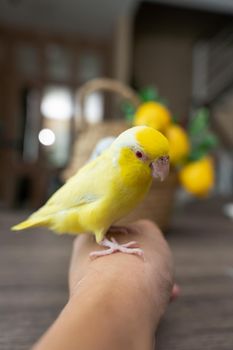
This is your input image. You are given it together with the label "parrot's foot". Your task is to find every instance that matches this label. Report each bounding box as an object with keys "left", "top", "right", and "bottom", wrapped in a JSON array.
[{"left": 89, "top": 237, "right": 144, "bottom": 260}]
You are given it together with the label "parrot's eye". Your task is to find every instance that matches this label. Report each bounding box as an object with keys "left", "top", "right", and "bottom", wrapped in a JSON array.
[{"left": 136, "top": 151, "right": 143, "bottom": 159}]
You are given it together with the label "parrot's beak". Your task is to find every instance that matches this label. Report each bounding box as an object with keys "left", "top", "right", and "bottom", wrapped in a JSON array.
[{"left": 151, "top": 156, "right": 170, "bottom": 181}]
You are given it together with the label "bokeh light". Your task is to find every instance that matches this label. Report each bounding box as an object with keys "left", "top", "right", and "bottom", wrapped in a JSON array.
[{"left": 38, "top": 128, "right": 56, "bottom": 146}]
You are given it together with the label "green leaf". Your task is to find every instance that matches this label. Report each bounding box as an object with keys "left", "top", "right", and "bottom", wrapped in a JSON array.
[
  {"left": 139, "top": 87, "right": 159, "bottom": 102},
  {"left": 122, "top": 102, "right": 135, "bottom": 115},
  {"left": 188, "top": 131, "right": 218, "bottom": 162},
  {"left": 125, "top": 113, "right": 135, "bottom": 123},
  {"left": 121, "top": 101, "right": 136, "bottom": 124},
  {"left": 188, "top": 108, "right": 209, "bottom": 136},
  {"left": 138, "top": 86, "right": 169, "bottom": 106},
  {"left": 188, "top": 148, "right": 208, "bottom": 162},
  {"left": 199, "top": 132, "right": 219, "bottom": 151}
]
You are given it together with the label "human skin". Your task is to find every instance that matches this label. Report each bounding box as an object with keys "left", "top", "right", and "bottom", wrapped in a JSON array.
[{"left": 33, "top": 220, "right": 176, "bottom": 350}]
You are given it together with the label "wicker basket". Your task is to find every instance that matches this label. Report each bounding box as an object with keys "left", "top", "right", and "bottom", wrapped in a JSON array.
[{"left": 63, "top": 78, "right": 177, "bottom": 231}]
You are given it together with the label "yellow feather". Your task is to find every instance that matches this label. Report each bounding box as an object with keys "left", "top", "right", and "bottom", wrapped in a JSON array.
[
  {"left": 136, "top": 127, "right": 169, "bottom": 159},
  {"left": 12, "top": 218, "right": 49, "bottom": 231}
]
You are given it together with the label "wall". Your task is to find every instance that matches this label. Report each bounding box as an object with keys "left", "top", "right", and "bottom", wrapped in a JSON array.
[{"left": 132, "top": 3, "right": 232, "bottom": 120}]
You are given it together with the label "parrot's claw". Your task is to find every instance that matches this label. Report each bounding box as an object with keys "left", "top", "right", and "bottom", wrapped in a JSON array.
[{"left": 89, "top": 237, "right": 144, "bottom": 260}]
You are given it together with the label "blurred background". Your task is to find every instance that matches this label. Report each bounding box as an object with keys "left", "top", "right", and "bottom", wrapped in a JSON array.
[
  {"left": 0, "top": 0, "right": 232, "bottom": 208},
  {"left": 0, "top": 0, "right": 233, "bottom": 349}
]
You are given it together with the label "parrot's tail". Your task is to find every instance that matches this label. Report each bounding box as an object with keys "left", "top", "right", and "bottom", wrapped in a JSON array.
[{"left": 11, "top": 217, "right": 49, "bottom": 231}]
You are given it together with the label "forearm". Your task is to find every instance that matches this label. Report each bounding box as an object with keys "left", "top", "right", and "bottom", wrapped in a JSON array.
[
  {"left": 33, "top": 221, "right": 174, "bottom": 350},
  {"left": 33, "top": 267, "right": 156, "bottom": 350}
]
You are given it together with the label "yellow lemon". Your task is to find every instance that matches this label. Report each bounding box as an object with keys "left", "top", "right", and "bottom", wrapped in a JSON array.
[
  {"left": 165, "top": 124, "right": 190, "bottom": 165},
  {"left": 134, "top": 101, "right": 171, "bottom": 132},
  {"left": 179, "top": 157, "right": 215, "bottom": 197}
]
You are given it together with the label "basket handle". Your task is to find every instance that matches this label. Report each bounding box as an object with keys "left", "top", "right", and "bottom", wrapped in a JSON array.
[{"left": 76, "top": 78, "right": 141, "bottom": 131}]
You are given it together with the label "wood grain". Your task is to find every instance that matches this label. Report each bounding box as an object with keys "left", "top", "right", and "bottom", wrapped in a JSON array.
[{"left": 0, "top": 197, "right": 233, "bottom": 349}]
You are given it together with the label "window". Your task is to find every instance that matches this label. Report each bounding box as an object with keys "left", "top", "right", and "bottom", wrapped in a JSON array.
[{"left": 40, "top": 85, "right": 73, "bottom": 167}]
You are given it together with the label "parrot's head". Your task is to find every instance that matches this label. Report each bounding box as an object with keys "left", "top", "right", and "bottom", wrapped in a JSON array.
[{"left": 110, "top": 126, "right": 170, "bottom": 181}]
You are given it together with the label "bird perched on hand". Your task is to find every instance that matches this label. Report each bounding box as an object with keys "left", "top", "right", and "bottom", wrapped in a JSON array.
[{"left": 12, "top": 126, "right": 169, "bottom": 259}]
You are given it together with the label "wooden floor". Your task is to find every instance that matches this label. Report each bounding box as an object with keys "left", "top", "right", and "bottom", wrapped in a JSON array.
[{"left": 0, "top": 197, "right": 233, "bottom": 349}]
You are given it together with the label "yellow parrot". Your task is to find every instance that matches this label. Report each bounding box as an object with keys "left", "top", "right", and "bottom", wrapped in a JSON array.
[{"left": 12, "top": 126, "right": 169, "bottom": 258}]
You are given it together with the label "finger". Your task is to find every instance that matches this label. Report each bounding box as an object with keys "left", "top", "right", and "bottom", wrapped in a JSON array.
[{"left": 170, "top": 283, "right": 181, "bottom": 302}]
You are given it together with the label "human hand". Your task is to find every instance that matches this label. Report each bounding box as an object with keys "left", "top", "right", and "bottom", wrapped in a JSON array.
[
  {"left": 68, "top": 220, "right": 178, "bottom": 348},
  {"left": 34, "top": 220, "right": 179, "bottom": 350}
]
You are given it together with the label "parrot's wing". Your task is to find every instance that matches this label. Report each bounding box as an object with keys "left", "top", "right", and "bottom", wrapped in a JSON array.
[
  {"left": 31, "top": 155, "right": 107, "bottom": 219},
  {"left": 31, "top": 193, "right": 99, "bottom": 219}
]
